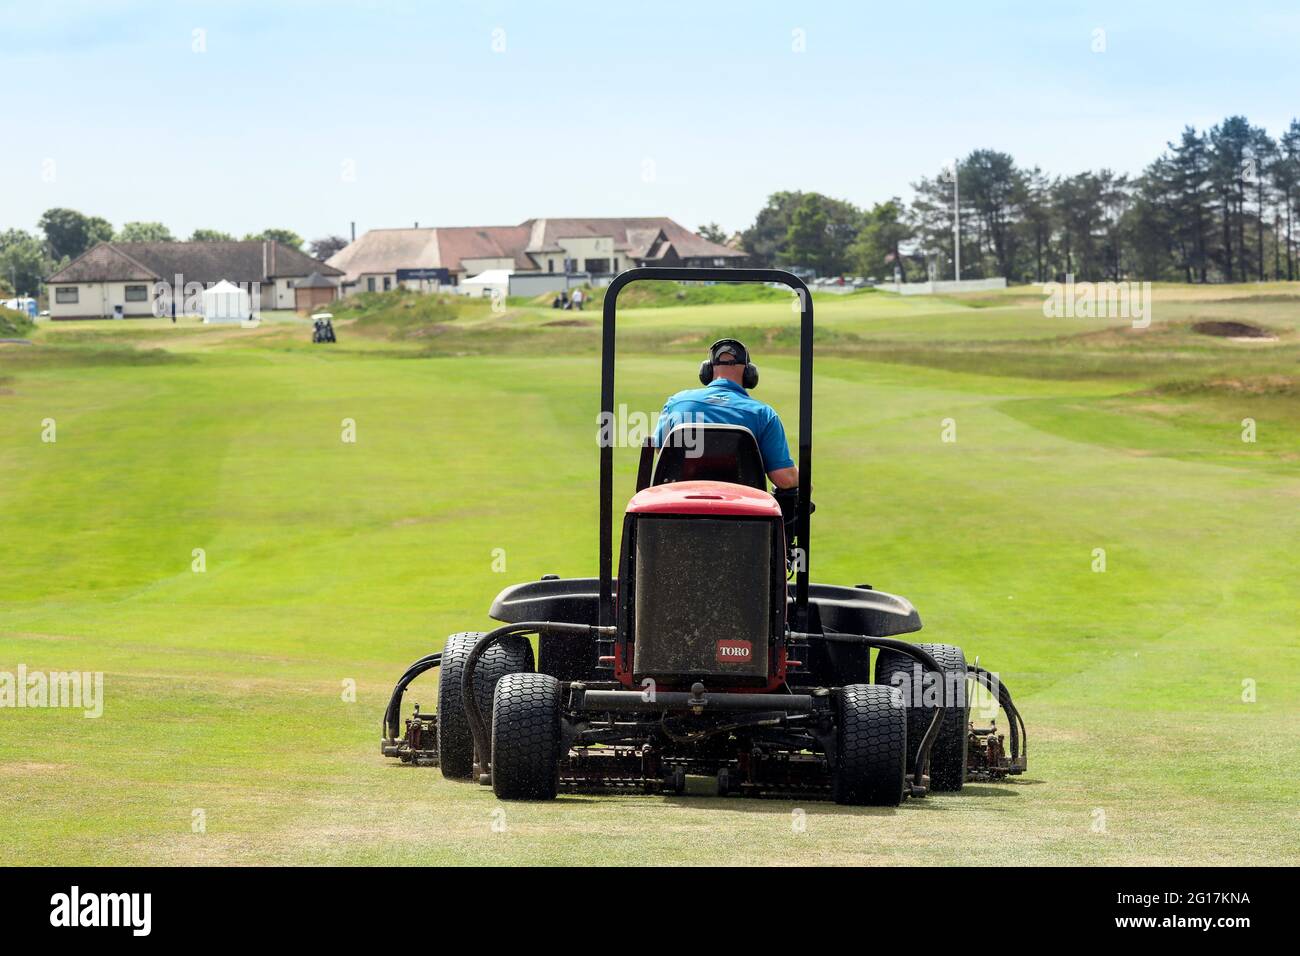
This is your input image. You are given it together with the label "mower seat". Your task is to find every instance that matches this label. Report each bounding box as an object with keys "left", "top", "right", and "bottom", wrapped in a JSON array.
[{"left": 652, "top": 423, "right": 767, "bottom": 490}]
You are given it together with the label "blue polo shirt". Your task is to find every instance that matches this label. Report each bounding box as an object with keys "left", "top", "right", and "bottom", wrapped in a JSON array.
[{"left": 653, "top": 378, "right": 794, "bottom": 472}]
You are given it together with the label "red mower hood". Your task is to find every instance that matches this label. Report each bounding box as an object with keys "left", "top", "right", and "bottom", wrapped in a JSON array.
[{"left": 626, "top": 481, "right": 780, "bottom": 517}]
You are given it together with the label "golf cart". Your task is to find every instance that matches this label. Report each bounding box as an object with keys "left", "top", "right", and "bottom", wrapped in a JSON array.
[
  {"left": 382, "top": 267, "right": 1026, "bottom": 804},
  {"left": 311, "top": 312, "right": 336, "bottom": 343}
]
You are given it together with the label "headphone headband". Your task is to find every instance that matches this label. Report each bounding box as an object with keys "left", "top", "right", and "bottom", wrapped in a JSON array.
[
  {"left": 708, "top": 338, "right": 749, "bottom": 365},
  {"left": 700, "top": 338, "right": 759, "bottom": 389}
]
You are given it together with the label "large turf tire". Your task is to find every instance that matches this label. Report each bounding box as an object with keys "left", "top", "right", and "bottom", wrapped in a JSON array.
[
  {"left": 437, "top": 631, "right": 535, "bottom": 780},
  {"left": 875, "top": 642, "right": 969, "bottom": 792},
  {"left": 491, "top": 672, "right": 563, "bottom": 800},
  {"left": 831, "top": 683, "right": 907, "bottom": 806}
]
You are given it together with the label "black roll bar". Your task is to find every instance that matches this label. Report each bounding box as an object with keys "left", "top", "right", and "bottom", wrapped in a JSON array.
[{"left": 599, "top": 267, "right": 814, "bottom": 629}]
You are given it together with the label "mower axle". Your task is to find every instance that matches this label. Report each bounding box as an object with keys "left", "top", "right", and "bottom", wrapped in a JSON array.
[{"left": 575, "top": 687, "right": 817, "bottom": 714}]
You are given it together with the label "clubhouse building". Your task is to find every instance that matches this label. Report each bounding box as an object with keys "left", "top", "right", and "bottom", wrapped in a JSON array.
[{"left": 327, "top": 217, "right": 746, "bottom": 296}]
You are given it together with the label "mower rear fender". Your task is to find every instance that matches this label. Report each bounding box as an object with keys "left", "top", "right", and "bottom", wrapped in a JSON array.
[
  {"left": 488, "top": 577, "right": 921, "bottom": 637},
  {"left": 490, "top": 577, "right": 603, "bottom": 625}
]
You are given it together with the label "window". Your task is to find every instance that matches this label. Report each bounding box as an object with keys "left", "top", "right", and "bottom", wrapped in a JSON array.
[
  {"left": 584, "top": 258, "right": 610, "bottom": 274},
  {"left": 548, "top": 259, "right": 554, "bottom": 272},
  {"left": 383, "top": 277, "right": 391, "bottom": 290},
  {"left": 367, "top": 277, "right": 376, "bottom": 292},
  {"left": 125, "top": 285, "right": 148, "bottom": 302},
  {"left": 55, "top": 287, "right": 78, "bottom": 304}
]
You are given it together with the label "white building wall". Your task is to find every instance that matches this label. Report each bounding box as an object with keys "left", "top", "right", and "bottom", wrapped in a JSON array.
[
  {"left": 48, "top": 281, "right": 157, "bottom": 319},
  {"left": 460, "top": 257, "right": 515, "bottom": 277},
  {"left": 888, "top": 277, "right": 1009, "bottom": 296},
  {"left": 353, "top": 272, "right": 398, "bottom": 294},
  {"left": 271, "top": 277, "right": 297, "bottom": 310},
  {"left": 554, "top": 236, "right": 618, "bottom": 272}
]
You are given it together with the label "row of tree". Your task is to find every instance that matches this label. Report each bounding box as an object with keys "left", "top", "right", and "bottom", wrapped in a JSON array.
[
  {"left": 0, "top": 210, "right": 348, "bottom": 297},
  {"left": 707, "top": 115, "right": 1300, "bottom": 284},
  {"left": 10, "top": 115, "right": 1298, "bottom": 296}
]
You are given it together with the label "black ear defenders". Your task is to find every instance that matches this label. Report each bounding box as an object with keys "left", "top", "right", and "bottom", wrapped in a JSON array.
[{"left": 699, "top": 338, "right": 759, "bottom": 389}]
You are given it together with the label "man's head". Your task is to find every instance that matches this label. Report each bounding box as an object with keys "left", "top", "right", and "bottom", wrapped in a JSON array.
[{"left": 699, "top": 338, "right": 759, "bottom": 389}]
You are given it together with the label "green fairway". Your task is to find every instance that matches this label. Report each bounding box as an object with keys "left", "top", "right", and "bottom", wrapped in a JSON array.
[{"left": 1, "top": 285, "right": 1297, "bottom": 865}]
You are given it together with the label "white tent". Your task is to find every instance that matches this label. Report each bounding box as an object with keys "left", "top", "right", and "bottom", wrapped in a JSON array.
[
  {"left": 460, "top": 269, "right": 511, "bottom": 300},
  {"left": 201, "top": 280, "right": 252, "bottom": 324}
]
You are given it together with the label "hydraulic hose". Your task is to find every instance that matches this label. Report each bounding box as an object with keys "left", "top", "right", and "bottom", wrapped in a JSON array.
[
  {"left": 382, "top": 652, "right": 441, "bottom": 740},
  {"left": 460, "top": 622, "right": 615, "bottom": 776},
  {"left": 968, "top": 664, "right": 1027, "bottom": 770}
]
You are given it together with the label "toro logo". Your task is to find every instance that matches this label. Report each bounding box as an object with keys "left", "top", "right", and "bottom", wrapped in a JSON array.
[{"left": 715, "top": 640, "right": 753, "bottom": 664}]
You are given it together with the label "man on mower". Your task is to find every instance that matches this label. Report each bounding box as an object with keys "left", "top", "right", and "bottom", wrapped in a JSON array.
[{"left": 653, "top": 338, "right": 806, "bottom": 545}]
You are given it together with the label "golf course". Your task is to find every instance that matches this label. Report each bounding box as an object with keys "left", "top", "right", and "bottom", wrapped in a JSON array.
[{"left": 1, "top": 282, "right": 1296, "bottom": 866}]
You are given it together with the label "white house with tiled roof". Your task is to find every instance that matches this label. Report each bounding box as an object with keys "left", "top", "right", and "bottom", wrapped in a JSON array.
[
  {"left": 327, "top": 217, "right": 745, "bottom": 295},
  {"left": 44, "top": 240, "right": 342, "bottom": 319}
]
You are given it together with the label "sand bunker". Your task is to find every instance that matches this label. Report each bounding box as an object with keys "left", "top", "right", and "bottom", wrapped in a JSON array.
[{"left": 1191, "top": 320, "right": 1278, "bottom": 341}]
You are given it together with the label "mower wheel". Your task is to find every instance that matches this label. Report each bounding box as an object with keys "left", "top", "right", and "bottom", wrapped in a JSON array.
[
  {"left": 662, "top": 766, "right": 687, "bottom": 795},
  {"left": 716, "top": 768, "right": 734, "bottom": 797},
  {"left": 437, "top": 631, "right": 535, "bottom": 780},
  {"left": 491, "top": 672, "right": 562, "bottom": 800},
  {"left": 831, "top": 683, "right": 907, "bottom": 806},
  {"left": 875, "top": 642, "right": 969, "bottom": 792}
]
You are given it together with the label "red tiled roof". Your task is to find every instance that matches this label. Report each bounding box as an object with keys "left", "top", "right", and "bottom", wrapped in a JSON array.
[
  {"left": 326, "top": 229, "right": 440, "bottom": 283},
  {"left": 46, "top": 241, "right": 341, "bottom": 284},
  {"left": 521, "top": 218, "right": 744, "bottom": 261},
  {"left": 329, "top": 217, "right": 743, "bottom": 282},
  {"left": 434, "top": 225, "right": 534, "bottom": 271},
  {"left": 45, "top": 243, "right": 156, "bottom": 283}
]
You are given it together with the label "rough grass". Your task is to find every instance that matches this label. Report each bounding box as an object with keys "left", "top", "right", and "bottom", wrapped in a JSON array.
[
  {"left": 325, "top": 290, "right": 489, "bottom": 339},
  {"left": 519, "top": 279, "right": 809, "bottom": 310},
  {"left": 1, "top": 281, "right": 1297, "bottom": 865},
  {"left": 0, "top": 306, "right": 34, "bottom": 338}
]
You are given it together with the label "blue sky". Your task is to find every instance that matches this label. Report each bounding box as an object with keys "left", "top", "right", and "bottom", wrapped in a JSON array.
[{"left": 2, "top": 0, "right": 1298, "bottom": 242}]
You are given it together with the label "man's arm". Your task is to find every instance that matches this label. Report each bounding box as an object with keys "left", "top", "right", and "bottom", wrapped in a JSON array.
[
  {"left": 758, "top": 410, "right": 798, "bottom": 488},
  {"left": 760, "top": 412, "right": 809, "bottom": 549},
  {"left": 767, "top": 465, "right": 799, "bottom": 489}
]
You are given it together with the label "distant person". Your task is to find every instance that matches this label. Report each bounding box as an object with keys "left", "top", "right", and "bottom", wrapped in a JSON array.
[{"left": 571, "top": 288, "right": 585, "bottom": 311}]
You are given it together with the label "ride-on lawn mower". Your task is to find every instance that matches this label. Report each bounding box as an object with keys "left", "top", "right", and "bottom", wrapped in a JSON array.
[{"left": 382, "top": 267, "right": 1027, "bottom": 804}]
